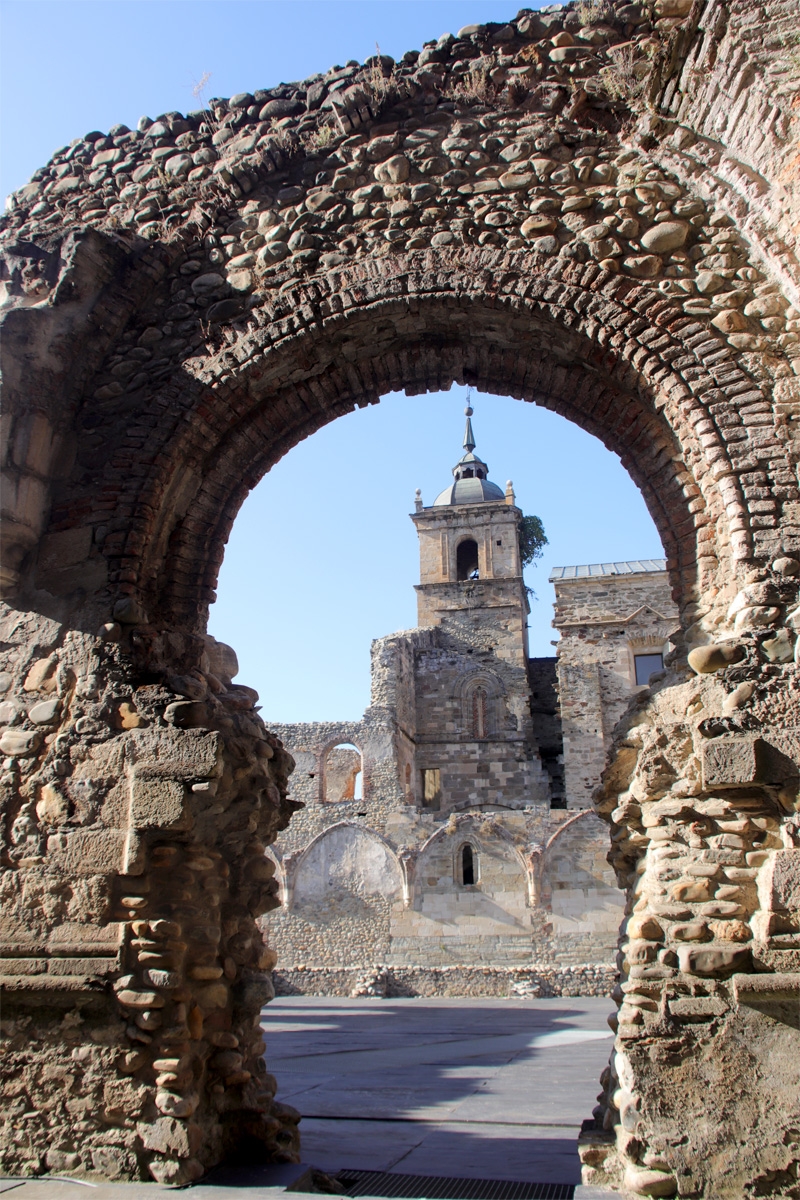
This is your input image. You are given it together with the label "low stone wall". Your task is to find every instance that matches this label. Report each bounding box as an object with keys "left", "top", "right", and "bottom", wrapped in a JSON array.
[{"left": 272, "top": 962, "right": 616, "bottom": 998}]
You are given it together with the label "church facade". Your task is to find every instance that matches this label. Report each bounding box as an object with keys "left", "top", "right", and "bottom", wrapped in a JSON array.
[{"left": 263, "top": 412, "right": 678, "bottom": 996}]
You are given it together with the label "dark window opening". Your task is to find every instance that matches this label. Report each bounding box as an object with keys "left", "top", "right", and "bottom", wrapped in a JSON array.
[
  {"left": 634, "top": 652, "right": 664, "bottom": 686},
  {"left": 462, "top": 844, "right": 475, "bottom": 886},
  {"left": 463, "top": 468, "right": 474, "bottom": 478},
  {"left": 457, "top": 539, "right": 479, "bottom": 581}
]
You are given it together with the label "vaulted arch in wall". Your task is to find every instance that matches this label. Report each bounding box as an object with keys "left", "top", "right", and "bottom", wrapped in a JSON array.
[
  {"left": 541, "top": 810, "right": 624, "bottom": 950},
  {"left": 290, "top": 821, "right": 403, "bottom": 911}
]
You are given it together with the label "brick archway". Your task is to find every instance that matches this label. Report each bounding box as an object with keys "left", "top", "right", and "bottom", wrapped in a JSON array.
[
  {"left": 131, "top": 260, "right": 749, "bottom": 632},
  {"left": 2, "top": 1, "right": 800, "bottom": 1194}
]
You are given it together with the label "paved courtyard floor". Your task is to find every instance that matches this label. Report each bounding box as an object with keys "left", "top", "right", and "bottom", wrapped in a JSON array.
[
  {"left": 266, "top": 994, "right": 614, "bottom": 1186},
  {"left": 2, "top": 995, "right": 620, "bottom": 1199}
]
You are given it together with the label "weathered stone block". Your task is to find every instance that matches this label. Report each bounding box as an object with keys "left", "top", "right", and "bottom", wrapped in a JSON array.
[
  {"left": 129, "top": 728, "right": 221, "bottom": 779},
  {"left": 129, "top": 777, "right": 188, "bottom": 829},
  {"left": 757, "top": 849, "right": 800, "bottom": 915},
  {"left": 677, "top": 945, "right": 751, "bottom": 977},
  {"left": 669, "top": 995, "right": 727, "bottom": 1021},
  {"left": 138, "top": 1117, "right": 199, "bottom": 1157},
  {"left": 45, "top": 829, "right": 128, "bottom": 875},
  {"left": 701, "top": 738, "right": 760, "bottom": 789}
]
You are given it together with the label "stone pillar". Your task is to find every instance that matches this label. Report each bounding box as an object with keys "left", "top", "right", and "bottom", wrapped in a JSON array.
[
  {"left": 558, "top": 660, "right": 606, "bottom": 809},
  {"left": 0, "top": 605, "right": 300, "bottom": 1183},
  {"left": 580, "top": 580, "right": 800, "bottom": 1197}
]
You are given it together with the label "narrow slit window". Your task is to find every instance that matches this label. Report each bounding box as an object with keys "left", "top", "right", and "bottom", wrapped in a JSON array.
[
  {"left": 471, "top": 686, "right": 487, "bottom": 739},
  {"left": 461, "top": 844, "right": 475, "bottom": 886}
]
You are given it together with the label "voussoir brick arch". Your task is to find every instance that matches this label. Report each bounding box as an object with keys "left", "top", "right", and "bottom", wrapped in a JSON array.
[{"left": 118, "top": 249, "right": 759, "bottom": 635}]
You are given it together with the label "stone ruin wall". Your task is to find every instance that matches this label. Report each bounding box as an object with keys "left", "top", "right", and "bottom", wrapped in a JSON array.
[
  {"left": 1, "top": 0, "right": 800, "bottom": 1195},
  {"left": 554, "top": 567, "right": 680, "bottom": 808},
  {"left": 264, "top": 610, "right": 626, "bottom": 992}
]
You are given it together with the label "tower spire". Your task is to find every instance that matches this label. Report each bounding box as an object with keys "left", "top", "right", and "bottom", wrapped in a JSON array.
[
  {"left": 463, "top": 404, "right": 476, "bottom": 454},
  {"left": 430, "top": 398, "right": 505, "bottom": 506}
]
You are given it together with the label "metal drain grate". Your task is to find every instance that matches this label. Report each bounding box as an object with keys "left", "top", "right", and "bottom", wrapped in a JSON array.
[{"left": 335, "top": 1168, "right": 575, "bottom": 1200}]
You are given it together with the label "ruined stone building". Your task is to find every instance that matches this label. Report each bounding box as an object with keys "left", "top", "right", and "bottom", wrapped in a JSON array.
[
  {"left": 3, "top": 0, "right": 800, "bottom": 1193},
  {"left": 265, "top": 411, "right": 678, "bottom": 994},
  {"left": 552, "top": 560, "right": 681, "bottom": 810}
]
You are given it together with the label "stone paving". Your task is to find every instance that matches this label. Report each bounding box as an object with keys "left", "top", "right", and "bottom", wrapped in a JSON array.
[
  {"left": 2, "top": 996, "right": 619, "bottom": 1199},
  {"left": 266, "top": 996, "right": 615, "bottom": 1186}
]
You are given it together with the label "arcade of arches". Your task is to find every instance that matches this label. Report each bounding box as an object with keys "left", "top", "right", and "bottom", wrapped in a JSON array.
[{"left": 1, "top": 0, "right": 800, "bottom": 1195}]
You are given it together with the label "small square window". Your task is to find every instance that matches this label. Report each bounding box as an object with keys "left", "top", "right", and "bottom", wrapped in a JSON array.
[{"left": 634, "top": 652, "right": 664, "bottom": 686}]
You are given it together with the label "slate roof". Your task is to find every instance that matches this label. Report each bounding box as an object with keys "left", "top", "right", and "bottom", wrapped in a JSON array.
[{"left": 549, "top": 559, "right": 667, "bottom": 581}]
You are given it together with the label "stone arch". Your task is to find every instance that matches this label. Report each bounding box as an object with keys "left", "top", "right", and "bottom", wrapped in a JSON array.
[
  {"left": 322, "top": 740, "right": 364, "bottom": 804},
  {"left": 263, "top": 847, "right": 284, "bottom": 905},
  {"left": 416, "top": 813, "right": 531, "bottom": 886},
  {"left": 3, "top": 1, "right": 800, "bottom": 1192},
  {"left": 403, "top": 815, "right": 532, "bottom": 957},
  {"left": 69, "top": 261, "right": 770, "bottom": 635},
  {"left": 276, "top": 822, "right": 403, "bottom": 956},
  {"left": 455, "top": 534, "right": 480, "bottom": 580},
  {"left": 292, "top": 820, "right": 402, "bottom": 887}
]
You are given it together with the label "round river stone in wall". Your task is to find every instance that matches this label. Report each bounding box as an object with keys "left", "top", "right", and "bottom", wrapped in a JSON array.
[
  {"left": 687, "top": 642, "right": 746, "bottom": 674},
  {"left": 641, "top": 221, "right": 690, "bottom": 252}
]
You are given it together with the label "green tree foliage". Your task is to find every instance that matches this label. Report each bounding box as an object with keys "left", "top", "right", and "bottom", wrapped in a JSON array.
[{"left": 518, "top": 514, "right": 548, "bottom": 568}]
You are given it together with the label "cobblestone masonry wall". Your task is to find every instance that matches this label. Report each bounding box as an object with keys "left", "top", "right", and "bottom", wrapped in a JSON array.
[
  {"left": 273, "top": 962, "right": 617, "bottom": 998},
  {"left": 2, "top": 0, "right": 800, "bottom": 1195}
]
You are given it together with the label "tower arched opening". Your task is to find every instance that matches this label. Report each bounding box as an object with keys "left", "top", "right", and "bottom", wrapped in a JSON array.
[{"left": 456, "top": 538, "right": 480, "bottom": 581}]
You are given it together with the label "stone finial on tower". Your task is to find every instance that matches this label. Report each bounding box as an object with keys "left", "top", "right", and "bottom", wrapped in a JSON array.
[
  {"left": 415, "top": 488, "right": 423, "bottom": 513},
  {"left": 505, "top": 480, "right": 515, "bottom": 506},
  {"left": 463, "top": 405, "right": 476, "bottom": 453}
]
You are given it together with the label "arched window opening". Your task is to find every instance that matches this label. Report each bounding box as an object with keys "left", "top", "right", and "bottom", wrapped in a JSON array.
[
  {"left": 472, "top": 686, "right": 488, "bottom": 739},
  {"left": 459, "top": 843, "right": 478, "bottom": 886},
  {"left": 324, "top": 742, "right": 363, "bottom": 802},
  {"left": 457, "top": 539, "right": 479, "bottom": 581}
]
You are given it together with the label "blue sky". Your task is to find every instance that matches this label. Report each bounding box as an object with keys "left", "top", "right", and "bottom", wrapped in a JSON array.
[{"left": 1, "top": 1, "right": 664, "bottom": 720}]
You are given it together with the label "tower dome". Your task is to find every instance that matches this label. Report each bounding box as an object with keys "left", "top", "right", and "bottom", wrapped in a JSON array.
[{"left": 433, "top": 405, "right": 506, "bottom": 506}]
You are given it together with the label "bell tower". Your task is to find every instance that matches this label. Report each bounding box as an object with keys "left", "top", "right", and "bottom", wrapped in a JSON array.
[
  {"left": 408, "top": 404, "right": 551, "bottom": 809},
  {"left": 411, "top": 404, "right": 531, "bottom": 672}
]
